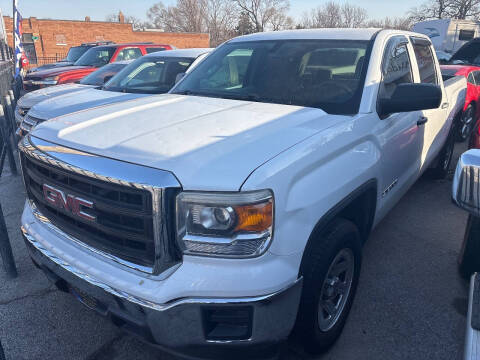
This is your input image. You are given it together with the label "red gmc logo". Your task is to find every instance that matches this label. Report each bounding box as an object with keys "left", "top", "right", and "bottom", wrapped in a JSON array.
[{"left": 42, "top": 184, "right": 96, "bottom": 222}]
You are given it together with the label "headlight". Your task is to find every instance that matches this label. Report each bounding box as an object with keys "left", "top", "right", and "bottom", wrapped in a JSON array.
[
  {"left": 176, "top": 190, "right": 274, "bottom": 258},
  {"left": 32, "top": 76, "right": 58, "bottom": 85}
]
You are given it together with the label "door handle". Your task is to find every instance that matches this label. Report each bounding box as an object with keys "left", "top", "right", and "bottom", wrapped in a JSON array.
[
  {"left": 417, "top": 116, "right": 428, "bottom": 126},
  {"left": 441, "top": 102, "right": 449, "bottom": 109}
]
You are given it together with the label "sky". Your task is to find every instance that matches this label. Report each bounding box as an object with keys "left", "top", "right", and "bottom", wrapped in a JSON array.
[{"left": 0, "top": 0, "right": 421, "bottom": 23}]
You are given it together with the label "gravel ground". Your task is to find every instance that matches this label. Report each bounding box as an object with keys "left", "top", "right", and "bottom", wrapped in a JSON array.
[{"left": 0, "top": 144, "right": 470, "bottom": 360}]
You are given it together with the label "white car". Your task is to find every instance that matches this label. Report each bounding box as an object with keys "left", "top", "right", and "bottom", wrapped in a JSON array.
[
  {"left": 14, "top": 61, "right": 132, "bottom": 127},
  {"left": 18, "top": 48, "right": 213, "bottom": 136},
  {"left": 20, "top": 29, "right": 465, "bottom": 358}
]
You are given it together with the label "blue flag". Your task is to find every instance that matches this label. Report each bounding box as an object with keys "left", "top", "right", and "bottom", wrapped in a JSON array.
[{"left": 13, "top": 0, "right": 24, "bottom": 78}]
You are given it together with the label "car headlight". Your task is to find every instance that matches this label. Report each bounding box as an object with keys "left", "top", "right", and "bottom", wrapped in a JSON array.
[
  {"left": 176, "top": 190, "right": 274, "bottom": 258},
  {"left": 32, "top": 76, "right": 58, "bottom": 85}
]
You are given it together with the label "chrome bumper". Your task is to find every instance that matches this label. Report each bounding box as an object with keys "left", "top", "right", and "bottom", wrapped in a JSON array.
[{"left": 23, "top": 223, "right": 302, "bottom": 357}]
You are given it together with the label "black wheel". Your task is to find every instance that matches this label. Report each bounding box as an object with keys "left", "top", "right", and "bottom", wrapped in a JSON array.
[
  {"left": 457, "top": 104, "right": 476, "bottom": 142},
  {"left": 294, "top": 218, "right": 362, "bottom": 354},
  {"left": 429, "top": 126, "right": 455, "bottom": 179},
  {"left": 459, "top": 214, "right": 480, "bottom": 279}
]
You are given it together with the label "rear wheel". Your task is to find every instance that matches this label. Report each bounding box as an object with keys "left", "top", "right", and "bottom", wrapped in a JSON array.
[
  {"left": 457, "top": 104, "right": 475, "bottom": 142},
  {"left": 294, "top": 218, "right": 362, "bottom": 354},
  {"left": 429, "top": 126, "right": 455, "bottom": 179}
]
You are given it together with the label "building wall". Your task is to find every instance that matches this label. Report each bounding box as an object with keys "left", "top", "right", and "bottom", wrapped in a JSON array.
[{"left": 3, "top": 16, "right": 210, "bottom": 62}]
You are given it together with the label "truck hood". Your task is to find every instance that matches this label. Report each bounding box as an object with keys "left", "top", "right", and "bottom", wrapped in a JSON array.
[
  {"left": 28, "top": 88, "right": 151, "bottom": 120},
  {"left": 17, "top": 83, "right": 93, "bottom": 109},
  {"left": 31, "top": 94, "right": 346, "bottom": 191},
  {"left": 24, "top": 65, "right": 93, "bottom": 78}
]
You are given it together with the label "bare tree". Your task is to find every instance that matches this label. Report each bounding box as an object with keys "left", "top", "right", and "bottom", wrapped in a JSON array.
[
  {"left": 233, "top": 0, "right": 290, "bottom": 32},
  {"left": 205, "top": 0, "right": 237, "bottom": 45},
  {"left": 302, "top": 2, "right": 366, "bottom": 28},
  {"left": 147, "top": 0, "right": 206, "bottom": 32},
  {"left": 366, "top": 16, "right": 413, "bottom": 30},
  {"left": 269, "top": 12, "right": 294, "bottom": 30},
  {"left": 105, "top": 12, "right": 150, "bottom": 30},
  {"left": 408, "top": 0, "right": 480, "bottom": 20}
]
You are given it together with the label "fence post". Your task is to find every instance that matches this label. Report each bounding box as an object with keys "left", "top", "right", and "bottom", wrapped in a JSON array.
[
  {"left": 3, "top": 96, "right": 16, "bottom": 135},
  {"left": 8, "top": 90, "right": 16, "bottom": 109},
  {"left": 0, "top": 106, "right": 17, "bottom": 176},
  {"left": 0, "top": 201, "right": 17, "bottom": 279}
]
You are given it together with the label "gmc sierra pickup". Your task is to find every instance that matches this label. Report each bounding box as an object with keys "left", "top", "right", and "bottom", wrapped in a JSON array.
[{"left": 19, "top": 29, "right": 466, "bottom": 359}]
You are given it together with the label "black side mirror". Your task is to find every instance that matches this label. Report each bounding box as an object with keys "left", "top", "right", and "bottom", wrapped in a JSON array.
[
  {"left": 103, "top": 75, "right": 113, "bottom": 84},
  {"left": 378, "top": 83, "right": 442, "bottom": 117},
  {"left": 175, "top": 72, "right": 186, "bottom": 84}
]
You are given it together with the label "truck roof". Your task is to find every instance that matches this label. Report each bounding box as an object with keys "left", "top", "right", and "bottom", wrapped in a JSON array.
[
  {"left": 144, "top": 48, "right": 214, "bottom": 58},
  {"left": 229, "top": 28, "right": 382, "bottom": 42}
]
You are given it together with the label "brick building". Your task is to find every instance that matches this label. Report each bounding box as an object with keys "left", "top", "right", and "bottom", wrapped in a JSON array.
[{"left": 3, "top": 13, "right": 210, "bottom": 65}]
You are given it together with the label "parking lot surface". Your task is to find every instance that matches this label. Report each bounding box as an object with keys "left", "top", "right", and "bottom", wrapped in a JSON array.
[{"left": 0, "top": 145, "right": 470, "bottom": 360}]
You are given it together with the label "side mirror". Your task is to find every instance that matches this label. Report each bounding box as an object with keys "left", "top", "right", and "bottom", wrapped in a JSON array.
[
  {"left": 378, "top": 83, "right": 442, "bottom": 117},
  {"left": 103, "top": 75, "right": 113, "bottom": 84},
  {"left": 453, "top": 149, "right": 480, "bottom": 216},
  {"left": 175, "top": 72, "right": 186, "bottom": 84}
]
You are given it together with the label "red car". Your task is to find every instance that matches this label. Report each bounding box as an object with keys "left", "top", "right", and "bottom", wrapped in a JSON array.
[
  {"left": 441, "top": 65, "right": 480, "bottom": 141},
  {"left": 23, "top": 43, "right": 173, "bottom": 91}
]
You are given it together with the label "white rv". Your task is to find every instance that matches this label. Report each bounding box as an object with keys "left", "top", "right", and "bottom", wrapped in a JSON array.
[{"left": 413, "top": 19, "right": 480, "bottom": 54}]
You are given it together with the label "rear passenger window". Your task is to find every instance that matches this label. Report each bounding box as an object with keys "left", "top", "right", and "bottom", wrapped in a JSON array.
[
  {"left": 115, "top": 47, "right": 142, "bottom": 61},
  {"left": 379, "top": 36, "right": 413, "bottom": 99},
  {"left": 146, "top": 47, "right": 165, "bottom": 54},
  {"left": 472, "top": 71, "right": 480, "bottom": 85},
  {"left": 412, "top": 42, "right": 437, "bottom": 84},
  {"left": 468, "top": 72, "right": 476, "bottom": 85}
]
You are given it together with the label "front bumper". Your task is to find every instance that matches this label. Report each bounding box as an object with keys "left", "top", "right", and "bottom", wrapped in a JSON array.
[{"left": 21, "top": 212, "right": 302, "bottom": 358}]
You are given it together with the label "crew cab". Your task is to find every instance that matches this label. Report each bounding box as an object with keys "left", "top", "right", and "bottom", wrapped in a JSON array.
[
  {"left": 22, "top": 43, "right": 173, "bottom": 92},
  {"left": 17, "top": 48, "right": 212, "bottom": 136},
  {"left": 19, "top": 29, "right": 466, "bottom": 358},
  {"left": 15, "top": 61, "right": 132, "bottom": 127}
]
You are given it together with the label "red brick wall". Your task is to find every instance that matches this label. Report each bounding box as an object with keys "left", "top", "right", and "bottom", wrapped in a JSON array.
[{"left": 4, "top": 16, "right": 210, "bottom": 60}]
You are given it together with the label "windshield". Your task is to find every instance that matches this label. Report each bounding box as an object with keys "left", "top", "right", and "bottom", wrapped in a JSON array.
[
  {"left": 104, "top": 56, "right": 194, "bottom": 94},
  {"left": 74, "top": 47, "right": 116, "bottom": 67},
  {"left": 79, "top": 63, "right": 127, "bottom": 86},
  {"left": 65, "top": 46, "right": 90, "bottom": 62},
  {"left": 171, "top": 40, "right": 370, "bottom": 114}
]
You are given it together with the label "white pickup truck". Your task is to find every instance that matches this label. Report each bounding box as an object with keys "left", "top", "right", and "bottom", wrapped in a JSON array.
[{"left": 19, "top": 29, "right": 466, "bottom": 358}]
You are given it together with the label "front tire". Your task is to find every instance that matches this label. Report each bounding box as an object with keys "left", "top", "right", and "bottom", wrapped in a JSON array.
[
  {"left": 294, "top": 218, "right": 362, "bottom": 354},
  {"left": 459, "top": 214, "right": 480, "bottom": 279}
]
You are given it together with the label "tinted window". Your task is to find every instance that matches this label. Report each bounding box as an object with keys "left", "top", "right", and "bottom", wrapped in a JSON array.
[
  {"left": 80, "top": 63, "right": 127, "bottom": 86},
  {"left": 412, "top": 42, "right": 437, "bottom": 84},
  {"left": 66, "top": 46, "right": 90, "bottom": 62},
  {"left": 115, "top": 47, "right": 143, "bottom": 61},
  {"left": 472, "top": 71, "right": 480, "bottom": 84},
  {"left": 74, "top": 47, "right": 116, "bottom": 67},
  {"left": 379, "top": 36, "right": 413, "bottom": 100},
  {"left": 172, "top": 40, "right": 370, "bottom": 115},
  {"left": 146, "top": 47, "right": 166, "bottom": 54},
  {"left": 459, "top": 29, "right": 475, "bottom": 41},
  {"left": 104, "top": 56, "right": 194, "bottom": 94}
]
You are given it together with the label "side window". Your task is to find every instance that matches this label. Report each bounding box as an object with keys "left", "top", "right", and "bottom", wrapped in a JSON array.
[
  {"left": 200, "top": 49, "right": 253, "bottom": 89},
  {"left": 115, "top": 47, "right": 142, "bottom": 61},
  {"left": 379, "top": 36, "right": 413, "bottom": 100},
  {"left": 468, "top": 72, "right": 476, "bottom": 85},
  {"left": 472, "top": 71, "right": 480, "bottom": 85},
  {"left": 412, "top": 42, "right": 437, "bottom": 84}
]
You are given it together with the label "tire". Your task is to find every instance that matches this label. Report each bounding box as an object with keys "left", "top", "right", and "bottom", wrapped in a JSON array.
[
  {"left": 459, "top": 214, "right": 480, "bottom": 279},
  {"left": 429, "top": 125, "right": 455, "bottom": 179},
  {"left": 457, "top": 104, "right": 476, "bottom": 142},
  {"left": 294, "top": 218, "right": 362, "bottom": 354}
]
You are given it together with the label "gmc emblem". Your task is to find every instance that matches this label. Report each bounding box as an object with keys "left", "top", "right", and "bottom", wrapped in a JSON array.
[{"left": 42, "top": 184, "right": 96, "bottom": 222}]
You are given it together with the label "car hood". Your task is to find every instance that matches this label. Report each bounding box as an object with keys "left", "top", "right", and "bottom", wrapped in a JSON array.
[
  {"left": 17, "top": 84, "right": 94, "bottom": 109},
  {"left": 24, "top": 65, "right": 92, "bottom": 78},
  {"left": 28, "top": 88, "right": 150, "bottom": 120},
  {"left": 30, "top": 61, "right": 74, "bottom": 72},
  {"left": 31, "top": 94, "right": 346, "bottom": 191}
]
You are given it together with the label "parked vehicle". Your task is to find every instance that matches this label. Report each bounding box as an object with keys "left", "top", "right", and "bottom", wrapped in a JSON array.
[
  {"left": 436, "top": 50, "right": 452, "bottom": 64},
  {"left": 28, "top": 41, "right": 115, "bottom": 73},
  {"left": 413, "top": 19, "right": 480, "bottom": 54},
  {"left": 19, "top": 29, "right": 466, "bottom": 358},
  {"left": 18, "top": 48, "right": 213, "bottom": 136},
  {"left": 441, "top": 65, "right": 480, "bottom": 141},
  {"left": 15, "top": 61, "right": 132, "bottom": 128},
  {"left": 22, "top": 43, "right": 173, "bottom": 92}
]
